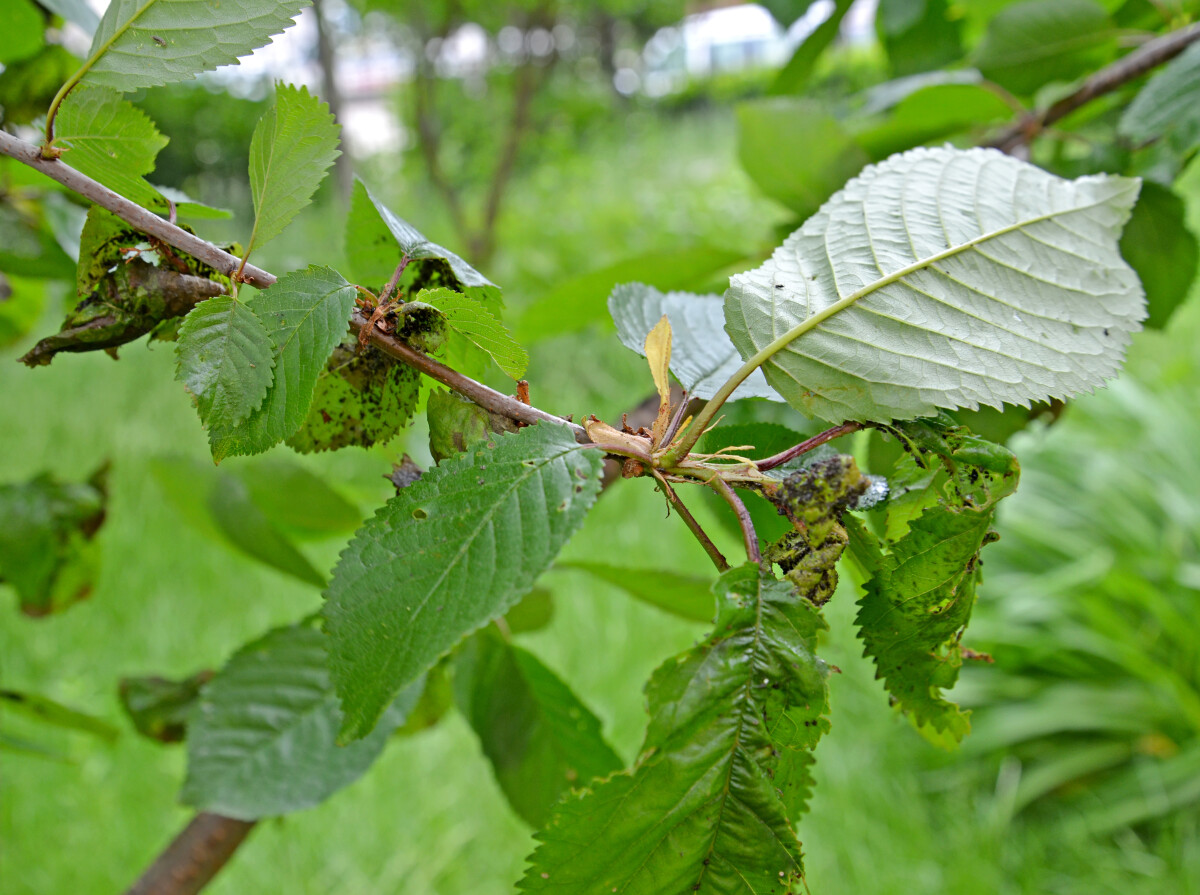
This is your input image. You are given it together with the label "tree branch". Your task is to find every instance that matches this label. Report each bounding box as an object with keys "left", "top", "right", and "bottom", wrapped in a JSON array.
[
  {"left": 124, "top": 813, "right": 256, "bottom": 895},
  {"left": 412, "top": 61, "right": 469, "bottom": 241},
  {"left": 0, "top": 131, "right": 276, "bottom": 289},
  {"left": 989, "top": 22, "right": 1200, "bottom": 153},
  {"left": 0, "top": 129, "right": 587, "bottom": 440}
]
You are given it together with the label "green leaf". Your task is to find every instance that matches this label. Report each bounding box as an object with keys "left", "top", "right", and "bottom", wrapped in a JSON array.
[
  {"left": 852, "top": 427, "right": 1017, "bottom": 741},
  {"left": 0, "top": 275, "right": 48, "bottom": 348},
  {"left": 119, "top": 671, "right": 211, "bottom": 743},
  {"left": 1119, "top": 181, "right": 1198, "bottom": 330},
  {"left": 176, "top": 296, "right": 275, "bottom": 447},
  {"left": 0, "top": 202, "right": 76, "bottom": 280},
  {"left": 0, "top": 469, "right": 106, "bottom": 617},
  {"left": 1120, "top": 42, "right": 1200, "bottom": 154},
  {"left": 737, "top": 97, "right": 869, "bottom": 220},
  {"left": 767, "top": 0, "right": 854, "bottom": 95},
  {"left": 522, "top": 565, "right": 831, "bottom": 893},
  {"left": 428, "top": 388, "right": 495, "bottom": 463},
  {"left": 50, "top": 85, "right": 166, "bottom": 207},
  {"left": 69, "top": 0, "right": 308, "bottom": 93},
  {"left": 878, "top": 0, "right": 964, "bottom": 77},
  {"left": 454, "top": 629, "right": 623, "bottom": 827},
  {"left": 182, "top": 620, "right": 422, "bottom": 820},
  {"left": 556, "top": 561, "right": 716, "bottom": 622},
  {"left": 724, "top": 146, "right": 1145, "bottom": 424},
  {"left": 285, "top": 340, "right": 421, "bottom": 454},
  {"left": 973, "top": 0, "right": 1116, "bottom": 96},
  {"left": 245, "top": 84, "right": 341, "bottom": 256},
  {"left": 0, "top": 689, "right": 118, "bottom": 742},
  {"left": 207, "top": 267, "right": 357, "bottom": 460},
  {"left": 518, "top": 245, "right": 749, "bottom": 341},
  {"left": 608, "top": 283, "right": 777, "bottom": 401},
  {"left": 346, "top": 179, "right": 501, "bottom": 312},
  {"left": 232, "top": 460, "right": 361, "bottom": 538},
  {"left": 416, "top": 287, "right": 528, "bottom": 379},
  {"left": 503, "top": 587, "right": 554, "bottom": 634},
  {"left": 206, "top": 474, "right": 325, "bottom": 586},
  {"left": 324, "top": 423, "right": 603, "bottom": 742},
  {"left": 0, "top": 0, "right": 45, "bottom": 64},
  {"left": 851, "top": 82, "right": 1012, "bottom": 160},
  {"left": 854, "top": 502, "right": 998, "bottom": 741}
]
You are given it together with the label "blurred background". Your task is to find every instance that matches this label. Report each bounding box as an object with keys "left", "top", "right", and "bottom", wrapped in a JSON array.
[{"left": 4, "top": 0, "right": 1200, "bottom": 892}]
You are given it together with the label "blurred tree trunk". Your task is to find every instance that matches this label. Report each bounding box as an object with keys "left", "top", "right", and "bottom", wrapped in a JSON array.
[{"left": 313, "top": 0, "right": 354, "bottom": 204}]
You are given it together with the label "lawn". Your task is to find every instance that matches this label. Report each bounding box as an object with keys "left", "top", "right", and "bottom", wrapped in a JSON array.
[{"left": 3, "top": 104, "right": 1199, "bottom": 894}]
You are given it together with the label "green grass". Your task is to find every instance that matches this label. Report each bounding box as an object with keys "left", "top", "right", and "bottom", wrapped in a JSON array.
[{"left": 4, "top": 108, "right": 1200, "bottom": 894}]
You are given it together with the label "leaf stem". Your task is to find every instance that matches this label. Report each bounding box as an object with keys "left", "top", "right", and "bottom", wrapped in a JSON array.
[
  {"left": 650, "top": 470, "right": 729, "bottom": 572},
  {"left": 706, "top": 476, "right": 761, "bottom": 565},
  {"left": 756, "top": 422, "right": 863, "bottom": 472}
]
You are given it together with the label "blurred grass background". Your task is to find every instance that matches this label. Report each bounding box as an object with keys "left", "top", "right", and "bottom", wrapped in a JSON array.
[{"left": 4, "top": 81, "right": 1200, "bottom": 895}]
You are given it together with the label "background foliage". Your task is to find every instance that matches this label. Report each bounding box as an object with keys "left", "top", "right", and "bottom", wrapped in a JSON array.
[{"left": 4, "top": 0, "right": 1200, "bottom": 892}]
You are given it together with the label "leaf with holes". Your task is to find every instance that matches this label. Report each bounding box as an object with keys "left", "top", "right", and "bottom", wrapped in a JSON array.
[
  {"left": 724, "top": 147, "right": 1145, "bottom": 424},
  {"left": 182, "top": 620, "right": 422, "bottom": 819},
  {"left": 522, "top": 565, "right": 831, "bottom": 894},
  {"left": 324, "top": 423, "right": 603, "bottom": 742},
  {"left": 176, "top": 296, "right": 275, "bottom": 443},
  {"left": 285, "top": 341, "right": 421, "bottom": 454},
  {"left": 244, "top": 84, "right": 340, "bottom": 257},
  {"left": 208, "top": 266, "right": 357, "bottom": 460},
  {"left": 454, "top": 628, "right": 623, "bottom": 826}
]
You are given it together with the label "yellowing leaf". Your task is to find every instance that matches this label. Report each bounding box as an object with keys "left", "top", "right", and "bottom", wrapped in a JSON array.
[{"left": 644, "top": 314, "right": 673, "bottom": 446}]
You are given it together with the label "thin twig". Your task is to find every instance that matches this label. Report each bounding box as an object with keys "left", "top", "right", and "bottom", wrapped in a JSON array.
[
  {"left": 0, "top": 131, "right": 276, "bottom": 289},
  {"left": 989, "top": 22, "right": 1200, "bottom": 153},
  {"left": 378, "top": 256, "right": 411, "bottom": 305},
  {"left": 707, "top": 476, "right": 762, "bottom": 565},
  {"left": 756, "top": 422, "right": 863, "bottom": 472},
  {"left": 124, "top": 813, "right": 256, "bottom": 895},
  {"left": 0, "top": 129, "right": 590, "bottom": 441},
  {"left": 651, "top": 470, "right": 729, "bottom": 572}
]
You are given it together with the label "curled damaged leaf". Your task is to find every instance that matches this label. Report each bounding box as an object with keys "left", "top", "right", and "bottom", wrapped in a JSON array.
[
  {"left": 22, "top": 207, "right": 230, "bottom": 366},
  {"left": 0, "top": 464, "right": 108, "bottom": 617},
  {"left": 522, "top": 565, "right": 832, "bottom": 893},
  {"left": 849, "top": 424, "right": 1019, "bottom": 743},
  {"left": 764, "top": 455, "right": 869, "bottom": 604},
  {"left": 119, "top": 671, "right": 212, "bottom": 744},
  {"left": 286, "top": 340, "right": 420, "bottom": 454}
]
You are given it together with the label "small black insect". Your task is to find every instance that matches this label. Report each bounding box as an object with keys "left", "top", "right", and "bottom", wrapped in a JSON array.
[{"left": 152, "top": 35, "right": 167, "bottom": 47}]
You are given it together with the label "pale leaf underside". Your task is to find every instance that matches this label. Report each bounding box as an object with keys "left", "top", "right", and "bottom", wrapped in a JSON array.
[
  {"left": 608, "top": 283, "right": 776, "bottom": 401},
  {"left": 725, "top": 146, "right": 1145, "bottom": 423},
  {"left": 81, "top": 0, "right": 309, "bottom": 92}
]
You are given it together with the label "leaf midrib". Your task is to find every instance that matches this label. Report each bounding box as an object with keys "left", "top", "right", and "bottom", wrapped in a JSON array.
[{"left": 752, "top": 193, "right": 1121, "bottom": 372}]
